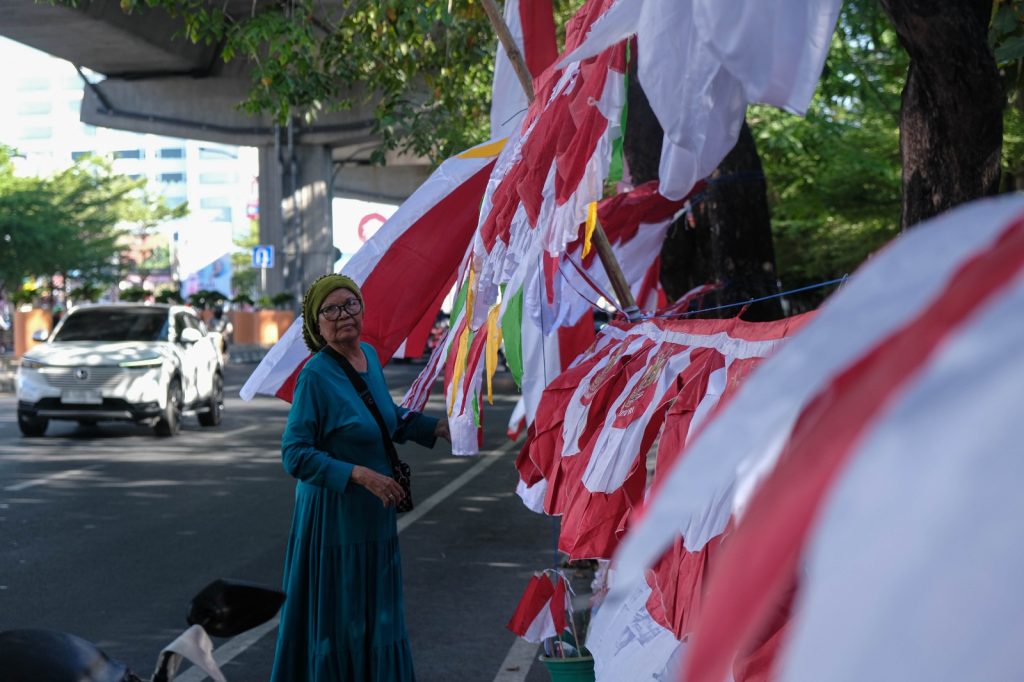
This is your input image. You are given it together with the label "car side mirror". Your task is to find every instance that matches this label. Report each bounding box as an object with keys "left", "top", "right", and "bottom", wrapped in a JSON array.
[
  {"left": 31, "top": 329, "right": 49, "bottom": 342},
  {"left": 179, "top": 328, "right": 203, "bottom": 345}
]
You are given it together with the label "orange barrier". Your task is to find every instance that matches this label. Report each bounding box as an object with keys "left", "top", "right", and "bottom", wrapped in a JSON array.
[{"left": 14, "top": 309, "right": 52, "bottom": 357}]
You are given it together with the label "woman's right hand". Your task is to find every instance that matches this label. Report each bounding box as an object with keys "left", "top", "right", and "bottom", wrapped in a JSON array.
[{"left": 350, "top": 465, "right": 406, "bottom": 508}]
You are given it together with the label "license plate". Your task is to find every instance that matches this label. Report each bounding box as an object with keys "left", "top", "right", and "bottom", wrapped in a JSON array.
[{"left": 61, "top": 390, "right": 102, "bottom": 405}]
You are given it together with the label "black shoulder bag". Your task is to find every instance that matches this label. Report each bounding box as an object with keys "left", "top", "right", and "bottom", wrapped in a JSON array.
[{"left": 328, "top": 348, "right": 414, "bottom": 513}]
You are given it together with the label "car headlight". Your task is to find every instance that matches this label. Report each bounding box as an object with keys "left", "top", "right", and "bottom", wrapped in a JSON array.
[
  {"left": 119, "top": 358, "right": 164, "bottom": 369},
  {"left": 20, "top": 358, "right": 46, "bottom": 370}
]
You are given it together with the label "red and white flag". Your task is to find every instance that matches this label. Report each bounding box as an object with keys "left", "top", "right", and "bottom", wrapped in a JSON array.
[
  {"left": 603, "top": 194, "right": 1024, "bottom": 682},
  {"left": 239, "top": 139, "right": 504, "bottom": 402},
  {"left": 506, "top": 571, "right": 570, "bottom": 644},
  {"left": 518, "top": 315, "right": 808, "bottom": 561},
  {"left": 559, "top": 0, "right": 842, "bottom": 199},
  {"left": 490, "top": 0, "right": 558, "bottom": 139}
]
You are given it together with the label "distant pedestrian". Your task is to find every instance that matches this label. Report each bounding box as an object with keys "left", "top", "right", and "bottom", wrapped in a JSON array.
[{"left": 270, "top": 274, "right": 449, "bottom": 682}]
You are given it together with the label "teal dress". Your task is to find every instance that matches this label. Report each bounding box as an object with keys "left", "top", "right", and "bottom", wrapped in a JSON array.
[{"left": 270, "top": 343, "right": 438, "bottom": 682}]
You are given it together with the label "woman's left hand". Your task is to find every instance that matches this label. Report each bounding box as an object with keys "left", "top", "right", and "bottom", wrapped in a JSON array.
[{"left": 434, "top": 418, "right": 451, "bottom": 442}]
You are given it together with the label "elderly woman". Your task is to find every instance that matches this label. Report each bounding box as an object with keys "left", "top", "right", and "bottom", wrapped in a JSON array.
[{"left": 270, "top": 274, "right": 449, "bottom": 682}]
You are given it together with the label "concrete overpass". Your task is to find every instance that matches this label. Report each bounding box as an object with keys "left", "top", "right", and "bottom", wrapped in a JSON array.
[{"left": 0, "top": 0, "right": 433, "bottom": 303}]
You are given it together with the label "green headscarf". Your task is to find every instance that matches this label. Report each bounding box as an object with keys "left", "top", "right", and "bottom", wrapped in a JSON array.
[{"left": 301, "top": 273, "right": 362, "bottom": 352}]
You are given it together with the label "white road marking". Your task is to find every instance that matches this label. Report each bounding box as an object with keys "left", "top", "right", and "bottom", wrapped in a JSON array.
[
  {"left": 493, "top": 637, "right": 541, "bottom": 682},
  {"left": 175, "top": 616, "right": 280, "bottom": 682},
  {"left": 3, "top": 465, "right": 101, "bottom": 492},
  {"left": 397, "top": 439, "right": 518, "bottom": 534},
  {"left": 177, "top": 438, "right": 521, "bottom": 680},
  {"left": 214, "top": 424, "right": 261, "bottom": 439}
]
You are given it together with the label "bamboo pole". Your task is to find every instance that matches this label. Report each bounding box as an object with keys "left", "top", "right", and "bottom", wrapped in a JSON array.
[
  {"left": 480, "top": 0, "right": 535, "bottom": 103},
  {"left": 480, "top": 0, "right": 640, "bottom": 320}
]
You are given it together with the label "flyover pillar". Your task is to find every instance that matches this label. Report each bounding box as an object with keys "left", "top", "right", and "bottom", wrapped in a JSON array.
[{"left": 258, "top": 140, "right": 334, "bottom": 310}]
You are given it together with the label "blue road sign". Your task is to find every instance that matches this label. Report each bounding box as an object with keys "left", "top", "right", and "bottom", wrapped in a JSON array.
[{"left": 252, "top": 245, "right": 274, "bottom": 268}]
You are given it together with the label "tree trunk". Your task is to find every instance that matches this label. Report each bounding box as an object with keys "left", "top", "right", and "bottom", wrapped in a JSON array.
[
  {"left": 878, "top": 0, "right": 1003, "bottom": 229},
  {"left": 623, "top": 57, "right": 783, "bottom": 321}
]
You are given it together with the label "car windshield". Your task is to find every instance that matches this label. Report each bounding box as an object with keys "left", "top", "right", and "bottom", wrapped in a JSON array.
[{"left": 52, "top": 309, "right": 169, "bottom": 342}]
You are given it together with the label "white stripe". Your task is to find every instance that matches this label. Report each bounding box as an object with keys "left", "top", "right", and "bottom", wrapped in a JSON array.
[
  {"left": 174, "top": 617, "right": 280, "bottom": 682},
  {"left": 4, "top": 465, "right": 100, "bottom": 492},
  {"left": 396, "top": 439, "right": 517, "bottom": 532},
  {"left": 493, "top": 637, "right": 541, "bottom": 682},
  {"left": 779, "top": 272, "right": 1024, "bottom": 681},
  {"left": 611, "top": 195, "right": 1024, "bottom": 593},
  {"left": 345, "top": 143, "right": 499, "bottom": 284},
  {"left": 174, "top": 439, "right": 520, "bottom": 681},
  {"left": 239, "top": 318, "right": 307, "bottom": 400}
]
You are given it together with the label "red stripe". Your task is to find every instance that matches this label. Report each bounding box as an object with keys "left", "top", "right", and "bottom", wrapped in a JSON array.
[
  {"left": 684, "top": 217, "right": 1024, "bottom": 682},
  {"left": 519, "top": 0, "right": 558, "bottom": 78},
  {"left": 274, "top": 355, "right": 310, "bottom": 403},
  {"left": 359, "top": 160, "right": 494, "bottom": 366},
  {"left": 557, "top": 310, "right": 596, "bottom": 371}
]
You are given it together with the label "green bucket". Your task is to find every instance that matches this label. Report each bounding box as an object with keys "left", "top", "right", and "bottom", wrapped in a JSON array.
[{"left": 538, "top": 654, "right": 596, "bottom": 682}]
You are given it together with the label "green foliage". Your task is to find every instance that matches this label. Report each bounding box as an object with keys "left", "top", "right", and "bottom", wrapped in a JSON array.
[
  {"left": 231, "top": 292, "right": 255, "bottom": 307},
  {"left": 991, "top": 0, "right": 1024, "bottom": 187},
  {"left": 751, "top": 1, "right": 905, "bottom": 303},
  {"left": 70, "top": 282, "right": 107, "bottom": 302},
  {"left": 119, "top": 285, "right": 149, "bottom": 302},
  {"left": 109, "top": 0, "right": 579, "bottom": 162},
  {"left": 188, "top": 288, "right": 227, "bottom": 310},
  {"left": 0, "top": 147, "right": 184, "bottom": 295},
  {"left": 231, "top": 219, "right": 259, "bottom": 298},
  {"left": 271, "top": 292, "right": 294, "bottom": 309},
  {"left": 256, "top": 295, "right": 273, "bottom": 309},
  {"left": 155, "top": 288, "right": 185, "bottom": 304},
  {"left": 10, "top": 287, "right": 42, "bottom": 307}
]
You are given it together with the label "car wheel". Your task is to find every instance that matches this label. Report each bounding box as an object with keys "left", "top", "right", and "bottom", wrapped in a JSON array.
[
  {"left": 198, "top": 372, "right": 223, "bottom": 427},
  {"left": 17, "top": 411, "right": 48, "bottom": 437},
  {"left": 155, "top": 378, "right": 183, "bottom": 437}
]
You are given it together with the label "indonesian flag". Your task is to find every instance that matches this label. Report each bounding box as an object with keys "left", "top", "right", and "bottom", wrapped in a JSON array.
[
  {"left": 490, "top": 0, "right": 558, "bottom": 139},
  {"left": 518, "top": 315, "right": 808, "bottom": 562},
  {"left": 603, "top": 194, "right": 1024, "bottom": 682},
  {"left": 559, "top": 0, "right": 842, "bottom": 199},
  {"left": 506, "top": 572, "right": 570, "bottom": 644},
  {"left": 239, "top": 138, "right": 503, "bottom": 402}
]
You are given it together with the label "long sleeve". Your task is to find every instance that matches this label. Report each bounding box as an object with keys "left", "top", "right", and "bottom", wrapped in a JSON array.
[
  {"left": 281, "top": 367, "right": 354, "bottom": 492},
  {"left": 362, "top": 343, "right": 439, "bottom": 448},
  {"left": 392, "top": 404, "right": 439, "bottom": 448}
]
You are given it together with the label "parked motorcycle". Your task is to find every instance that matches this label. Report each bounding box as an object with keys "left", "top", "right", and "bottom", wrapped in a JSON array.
[{"left": 0, "top": 579, "right": 285, "bottom": 682}]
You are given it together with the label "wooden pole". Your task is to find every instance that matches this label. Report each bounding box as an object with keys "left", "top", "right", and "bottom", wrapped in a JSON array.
[
  {"left": 480, "top": 0, "right": 640, "bottom": 319},
  {"left": 480, "top": 0, "right": 535, "bottom": 103}
]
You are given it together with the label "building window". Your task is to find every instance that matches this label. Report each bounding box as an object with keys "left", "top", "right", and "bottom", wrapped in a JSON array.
[
  {"left": 71, "top": 151, "right": 92, "bottom": 161},
  {"left": 159, "top": 147, "right": 185, "bottom": 159},
  {"left": 199, "top": 197, "right": 230, "bottom": 209},
  {"left": 20, "top": 126, "right": 53, "bottom": 140},
  {"left": 113, "top": 149, "right": 144, "bottom": 159},
  {"left": 166, "top": 197, "right": 188, "bottom": 209},
  {"left": 159, "top": 172, "right": 186, "bottom": 183},
  {"left": 16, "top": 79, "right": 48, "bottom": 92},
  {"left": 18, "top": 101, "right": 52, "bottom": 115},
  {"left": 199, "top": 172, "right": 237, "bottom": 184}
]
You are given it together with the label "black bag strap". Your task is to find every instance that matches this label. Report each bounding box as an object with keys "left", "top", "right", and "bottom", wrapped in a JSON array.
[{"left": 324, "top": 346, "right": 401, "bottom": 470}]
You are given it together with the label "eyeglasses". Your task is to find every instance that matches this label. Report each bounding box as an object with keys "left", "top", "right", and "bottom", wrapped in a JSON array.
[{"left": 319, "top": 299, "right": 363, "bottom": 321}]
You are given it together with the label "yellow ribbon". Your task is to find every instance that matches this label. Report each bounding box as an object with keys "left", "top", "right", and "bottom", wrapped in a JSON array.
[
  {"left": 448, "top": 324, "right": 471, "bottom": 416},
  {"left": 457, "top": 138, "right": 508, "bottom": 159},
  {"left": 484, "top": 304, "right": 503, "bottom": 405},
  {"left": 583, "top": 201, "right": 598, "bottom": 257}
]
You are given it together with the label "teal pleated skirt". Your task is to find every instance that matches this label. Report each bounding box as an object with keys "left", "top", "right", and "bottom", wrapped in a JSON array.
[{"left": 270, "top": 482, "right": 416, "bottom": 681}]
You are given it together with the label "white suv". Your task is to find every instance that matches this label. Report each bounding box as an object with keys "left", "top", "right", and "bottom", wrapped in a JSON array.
[{"left": 16, "top": 304, "right": 224, "bottom": 437}]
